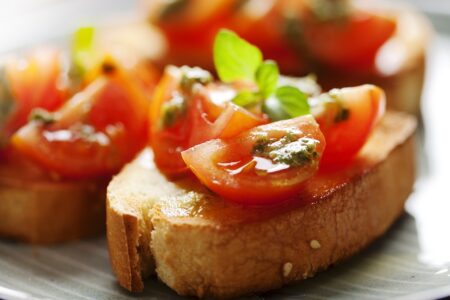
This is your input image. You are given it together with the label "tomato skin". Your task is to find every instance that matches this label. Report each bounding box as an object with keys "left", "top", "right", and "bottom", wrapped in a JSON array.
[
  {"left": 182, "top": 115, "right": 325, "bottom": 205},
  {"left": 314, "top": 84, "right": 385, "bottom": 165},
  {"left": 2, "top": 48, "right": 67, "bottom": 140},
  {"left": 154, "top": 0, "right": 236, "bottom": 69},
  {"left": 150, "top": 67, "right": 266, "bottom": 177},
  {"left": 12, "top": 62, "right": 150, "bottom": 179},
  {"left": 302, "top": 11, "right": 396, "bottom": 72},
  {"left": 149, "top": 67, "right": 191, "bottom": 176},
  {"left": 188, "top": 89, "right": 267, "bottom": 146},
  {"left": 227, "top": 1, "right": 306, "bottom": 74}
]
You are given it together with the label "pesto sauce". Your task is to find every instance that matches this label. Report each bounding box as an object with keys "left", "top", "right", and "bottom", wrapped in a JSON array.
[
  {"left": 161, "top": 92, "right": 186, "bottom": 128},
  {"left": 327, "top": 91, "right": 350, "bottom": 123},
  {"left": 179, "top": 66, "right": 212, "bottom": 93},
  {"left": 0, "top": 67, "right": 14, "bottom": 125},
  {"left": 309, "top": 0, "right": 350, "bottom": 23},
  {"left": 161, "top": 67, "right": 212, "bottom": 129},
  {"left": 159, "top": 0, "right": 188, "bottom": 20},
  {"left": 29, "top": 108, "right": 56, "bottom": 125},
  {"left": 252, "top": 133, "right": 319, "bottom": 167}
]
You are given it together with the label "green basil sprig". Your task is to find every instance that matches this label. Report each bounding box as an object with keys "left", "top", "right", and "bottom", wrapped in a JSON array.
[{"left": 213, "top": 29, "right": 310, "bottom": 121}]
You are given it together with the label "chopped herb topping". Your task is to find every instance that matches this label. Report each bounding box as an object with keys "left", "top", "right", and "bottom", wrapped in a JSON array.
[
  {"left": 334, "top": 106, "right": 349, "bottom": 123},
  {"left": 311, "top": 90, "right": 350, "bottom": 125},
  {"left": 180, "top": 66, "right": 212, "bottom": 93},
  {"left": 29, "top": 108, "right": 56, "bottom": 125},
  {"left": 101, "top": 61, "right": 116, "bottom": 75},
  {"left": 309, "top": 0, "right": 350, "bottom": 22},
  {"left": 161, "top": 92, "right": 187, "bottom": 128},
  {"left": 0, "top": 67, "right": 14, "bottom": 125},
  {"left": 159, "top": 0, "right": 188, "bottom": 20},
  {"left": 327, "top": 90, "right": 350, "bottom": 123},
  {"left": 252, "top": 132, "right": 319, "bottom": 167},
  {"left": 233, "top": 0, "right": 250, "bottom": 11}
]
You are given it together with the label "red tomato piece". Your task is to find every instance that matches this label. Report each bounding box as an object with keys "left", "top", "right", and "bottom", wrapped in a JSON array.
[
  {"left": 154, "top": 0, "right": 236, "bottom": 69},
  {"left": 313, "top": 84, "right": 385, "bottom": 165},
  {"left": 188, "top": 86, "right": 267, "bottom": 146},
  {"left": 150, "top": 66, "right": 266, "bottom": 177},
  {"left": 11, "top": 61, "right": 150, "bottom": 179},
  {"left": 227, "top": 0, "right": 306, "bottom": 74},
  {"left": 303, "top": 10, "right": 397, "bottom": 71},
  {"left": 3, "top": 48, "right": 67, "bottom": 139},
  {"left": 182, "top": 115, "right": 325, "bottom": 204}
]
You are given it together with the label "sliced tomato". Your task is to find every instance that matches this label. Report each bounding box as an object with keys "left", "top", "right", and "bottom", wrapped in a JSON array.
[
  {"left": 12, "top": 61, "right": 150, "bottom": 179},
  {"left": 226, "top": 0, "right": 306, "bottom": 74},
  {"left": 3, "top": 48, "right": 67, "bottom": 140},
  {"left": 312, "top": 84, "right": 385, "bottom": 165},
  {"left": 302, "top": 10, "right": 396, "bottom": 71},
  {"left": 149, "top": 67, "right": 192, "bottom": 176},
  {"left": 188, "top": 86, "right": 267, "bottom": 145},
  {"left": 154, "top": 0, "right": 237, "bottom": 69},
  {"left": 182, "top": 115, "right": 325, "bottom": 204},
  {"left": 150, "top": 66, "right": 266, "bottom": 177}
]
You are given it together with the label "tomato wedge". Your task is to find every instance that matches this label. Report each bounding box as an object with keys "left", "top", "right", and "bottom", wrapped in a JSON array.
[
  {"left": 303, "top": 10, "right": 396, "bottom": 71},
  {"left": 153, "top": 0, "right": 236, "bottom": 69},
  {"left": 312, "top": 84, "right": 385, "bottom": 165},
  {"left": 182, "top": 115, "right": 325, "bottom": 204},
  {"left": 12, "top": 60, "right": 149, "bottom": 179},
  {"left": 2, "top": 48, "right": 67, "bottom": 141},
  {"left": 150, "top": 66, "right": 266, "bottom": 177},
  {"left": 226, "top": 0, "right": 305, "bottom": 74}
]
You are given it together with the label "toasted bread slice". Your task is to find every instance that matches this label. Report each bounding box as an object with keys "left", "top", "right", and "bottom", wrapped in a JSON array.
[
  {"left": 107, "top": 111, "right": 417, "bottom": 298},
  {"left": 0, "top": 156, "right": 106, "bottom": 244}
]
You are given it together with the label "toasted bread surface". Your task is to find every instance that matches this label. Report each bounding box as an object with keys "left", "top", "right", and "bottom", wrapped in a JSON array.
[
  {"left": 0, "top": 157, "right": 106, "bottom": 244},
  {"left": 107, "top": 111, "right": 417, "bottom": 298}
]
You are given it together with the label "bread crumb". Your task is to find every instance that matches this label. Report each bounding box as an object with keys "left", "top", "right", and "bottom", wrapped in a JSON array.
[
  {"left": 310, "top": 239, "right": 321, "bottom": 249},
  {"left": 283, "top": 262, "right": 293, "bottom": 277}
]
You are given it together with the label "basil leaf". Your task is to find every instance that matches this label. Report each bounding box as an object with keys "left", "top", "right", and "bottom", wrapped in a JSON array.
[
  {"left": 275, "top": 86, "right": 310, "bottom": 118},
  {"left": 262, "top": 96, "right": 290, "bottom": 121},
  {"left": 72, "top": 26, "right": 95, "bottom": 74},
  {"left": 255, "top": 60, "right": 279, "bottom": 98},
  {"left": 232, "top": 90, "right": 260, "bottom": 107},
  {"left": 213, "top": 29, "right": 262, "bottom": 82}
]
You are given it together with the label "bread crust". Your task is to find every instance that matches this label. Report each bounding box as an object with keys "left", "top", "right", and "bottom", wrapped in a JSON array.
[
  {"left": 0, "top": 158, "right": 106, "bottom": 244},
  {"left": 107, "top": 111, "right": 417, "bottom": 298}
]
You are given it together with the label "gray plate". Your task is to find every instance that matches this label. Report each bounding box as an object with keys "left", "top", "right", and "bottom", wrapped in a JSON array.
[{"left": 1, "top": 1, "right": 450, "bottom": 299}]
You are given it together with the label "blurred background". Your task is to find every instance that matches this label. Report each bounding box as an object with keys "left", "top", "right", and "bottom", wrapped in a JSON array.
[
  {"left": 0, "top": 1, "right": 449, "bottom": 299},
  {"left": 0, "top": 0, "right": 449, "bottom": 51}
]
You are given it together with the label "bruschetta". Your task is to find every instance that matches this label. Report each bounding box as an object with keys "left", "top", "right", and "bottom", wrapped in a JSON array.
[
  {"left": 0, "top": 30, "right": 158, "bottom": 243},
  {"left": 107, "top": 30, "right": 417, "bottom": 297}
]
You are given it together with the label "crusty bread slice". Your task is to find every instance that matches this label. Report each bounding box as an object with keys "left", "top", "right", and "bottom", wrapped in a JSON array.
[
  {"left": 107, "top": 111, "right": 417, "bottom": 298},
  {"left": 0, "top": 155, "right": 106, "bottom": 244}
]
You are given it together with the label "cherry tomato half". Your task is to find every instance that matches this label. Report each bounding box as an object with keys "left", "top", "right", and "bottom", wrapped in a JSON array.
[
  {"left": 3, "top": 48, "right": 67, "bottom": 140},
  {"left": 150, "top": 66, "right": 266, "bottom": 177},
  {"left": 312, "top": 84, "right": 385, "bottom": 165},
  {"left": 182, "top": 115, "right": 325, "bottom": 204},
  {"left": 12, "top": 60, "right": 150, "bottom": 179},
  {"left": 302, "top": 10, "right": 397, "bottom": 71}
]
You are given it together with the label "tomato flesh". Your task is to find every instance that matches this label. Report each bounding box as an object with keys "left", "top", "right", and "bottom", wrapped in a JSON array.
[
  {"left": 150, "top": 66, "right": 266, "bottom": 177},
  {"left": 313, "top": 84, "right": 385, "bottom": 165},
  {"left": 182, "top": 115, "right": 325, "bottom": 204},
  {"left": 12, "top": 62, "right": 150, "bottom": 179},
  {"left": 303, "top": 11, "right": 396, "bottom": 71},
  {"left": 2, "top": 48, "right": 67, "bottom": 141}
]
